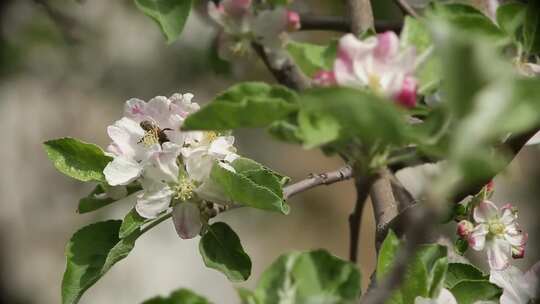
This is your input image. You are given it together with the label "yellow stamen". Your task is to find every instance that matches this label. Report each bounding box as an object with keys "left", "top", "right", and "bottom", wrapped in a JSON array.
[{"left": 173, "top": 177, "right": 196, "bottom": 201}]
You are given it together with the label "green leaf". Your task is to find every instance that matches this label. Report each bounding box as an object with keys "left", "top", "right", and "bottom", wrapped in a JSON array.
[
  {"left": 297, "top": 87, "right": 408, "bottom": 149},
  {"left": 232, "top": 157, "right": 290, "bottom": 186},
  {"left": 429, "top": 3, "right": 506, "bottom": 42},
  {"left": 249, "top": 250, "right": 361, "bottom": 304},
  {"left": 286, "top": 41, "right": 337, "bottom": 77},
  {"left": 523, "top": 0, "right": 540, "bottom": 54},
  {"left": 44, "top": 137, "right": 112, "bottom": 183},
  {"left": 496, "top": 3, "right": 526, "bottom": 41},
  {"left": 210, "top": 159, "right": 289, "bottom": 214},
  {"left": 62, "top": 220, "right": 141, "bottom": 304},
  {"left": 134, "top": 0, "right": 192, "bottom": 44},
  {"left": 400, "top": 16, "right": 441, "bottom": 94},
  {"left": 376, "top": 231, "right": 449, "bottom": 304},
  {"left": 376, "top": 230, "right": 400, "bottom": 281},
  {"left": 141, "top": 288, "right": 211, "bottom": 304},
  {"left": 182, "top": 82, "right": 298, "bottom": 131},
  {"left": 199, "top": 222, "right": 251, "bottom": 282},
  {"left": 450, "top": 280, "right": 502, "bottom": 304},
  {"left": 444, "top": 263, "right": 486, "bottom": 289},
  {"left": 119, "top": 208, "right": 148, "bottom": 239}
]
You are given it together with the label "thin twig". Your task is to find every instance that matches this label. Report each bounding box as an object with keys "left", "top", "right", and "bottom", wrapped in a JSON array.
[
  {"left": 299, "top": 15, "right": 403, "bottom": 33},
  {"left": 394, "top": 0, "right": 419, "bottom": 18},
  {"left": 347, "top": 0, "right": 374, "bottom": 35},
  {"left": 349, "top": 174, "right": 377, "bottom": 262},
  {"left": 283, "top": 165, "right": 354, "bottom": 199},
  {"left": 251, "top": 42, "right": 311, "bottom": 91}
]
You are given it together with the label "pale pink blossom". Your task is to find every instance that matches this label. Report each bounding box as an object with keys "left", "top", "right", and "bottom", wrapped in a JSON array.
[
  {"left": 313, "top": 70, "right": 337, "bottom": 87},
  {"left": 321, "top": 32, "right": 418, "bottom": 107},
  {"left": 468, "top": 201, "right": 527, "bottom": 270}
]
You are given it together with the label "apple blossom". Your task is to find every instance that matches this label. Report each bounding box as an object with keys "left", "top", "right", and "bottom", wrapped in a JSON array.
[
  {"left": 207, "top": 0, "right": 300, "bottom": 59},
  {"left": 468, "top": 201, "right": 527, "bottom": 270},
  {"left": 316, "top": 31, "right": 418, "bottom": 107},
  {"left": 489, "top": 261, "right": 540, "bottom": 304}
]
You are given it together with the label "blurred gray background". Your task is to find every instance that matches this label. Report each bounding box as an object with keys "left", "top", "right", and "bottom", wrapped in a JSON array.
[{"left": 0, "top": 1, "right": 537, "bottom": 303}]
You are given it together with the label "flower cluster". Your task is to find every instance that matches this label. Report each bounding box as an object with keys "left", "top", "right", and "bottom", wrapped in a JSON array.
[
  {"left": 103, "top": 93, "right": 239, "bottom": 239},
  {"left": 456, "top": 200, "right": 527, "bottom": 270},
  {"left": 313, "top": 31, "right": 418, "bottom": 108},
  {"left": 208, "top": 0, "right": 300, "bottom": 60}
]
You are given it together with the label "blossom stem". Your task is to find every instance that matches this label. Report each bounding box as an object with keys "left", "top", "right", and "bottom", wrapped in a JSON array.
[{"left": 141, "top": 212, "right": 173, "bottom": 234}]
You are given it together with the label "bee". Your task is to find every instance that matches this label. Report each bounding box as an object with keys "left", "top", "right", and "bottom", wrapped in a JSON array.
[{"left": 138, "top": 120, "right": 172, "bottom": 146}]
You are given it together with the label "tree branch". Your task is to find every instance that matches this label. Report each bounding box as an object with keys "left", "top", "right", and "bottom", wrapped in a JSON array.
[
  {"left": 251, "top": 42, "right": 311, "bottom": 91},
  {"left": 299, "top": 15, "right": 402, "bottom": 33},
  {"left": 369, "top": 168, "right": 401, "bottom": 251},
  {"left": 393, "top": 0, "right": 419, "bottom": 18},
  {"left": 349, "top": 174, "right": 377, "bottom": 262},
  {"left": 347, "top": 0, "right": 374, "bottom": 35},
  {"left": 283, "top": 165, "right": 354, "bottom": 199}
]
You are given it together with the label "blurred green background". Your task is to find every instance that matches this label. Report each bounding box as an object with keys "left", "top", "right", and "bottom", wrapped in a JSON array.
[{"left": 0, "top": 1, "right": 537, "bottom": 303}]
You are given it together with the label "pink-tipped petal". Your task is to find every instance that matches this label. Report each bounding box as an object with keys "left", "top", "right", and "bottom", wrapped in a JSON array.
[
  {"left": 286, "top": 10, "right": 301, "bottom": 31},
  {"left": 395, "top": 76, "right": 417, "bottom": 108},
  {"left": 313, "top": 70, "right": 337, "bottom": 87},
  {"left": 473, "top": 200, "right": 499, "bottom": 223},
  {"left": 172, "top": 202, "right": 203, "bottom": 239},
  {"left": 374, "top": 31, "right": 400, "bottom": 61},
  {"left": 469, "top": 224, "right": 488, "bottom": 250}
]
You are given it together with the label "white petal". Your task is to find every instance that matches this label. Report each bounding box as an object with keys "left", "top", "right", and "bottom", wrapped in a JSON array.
[
  {"left": 208, "top": 136, "right": 236, "bottom": 159},
  {"left": 107, "top": 117, "right": 145, "bottom": 159},
  {"left": 145, "top": 96, "right": 172, "bottom": 128},
  {"left": 144, "top": 142, "right": 181, "bottom": 183},
  {"left": 172, "top": 202, "right": 203, "bottom": 239},
  {"left": 414, "top": 289, "right": 457, "bottom": 304},
  {"left": 473, "top": 200, "right": 499, "bottom": 223},
  {"left": 469, "top": 224, "right": 488, "bottom": 250},
  {"left": 504, "top": 224, "right": 527, "bottom": 247},
  {"left": 185, "top": 153, "right": 214, "bottom": 182},
  {"left": 490, "top": 266, "right": 530, "bottom": 304},
  {"left": 135, "top": 184, "right": 173, "bottom": 219},
  {"left": 523, "top": 261, "right": 540, "bottom": 300},
  {"left": 486, "top": 238, "right": 511, "bottom": 271},
  {"left": 124, "top": 98, "right": 147, "bottom": 120},
  {"left": 104, "top": 156, "right": 143, "bottom": 186}
]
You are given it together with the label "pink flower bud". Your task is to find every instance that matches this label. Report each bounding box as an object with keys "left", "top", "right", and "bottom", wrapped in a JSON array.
[
  {"left": 286, "top": 10, "right": 301, "bottom": 32},
  {"left": 313, "top": 70, "right": 337, "bottom": 87},
  {"left": 395, "top": 76, "right": 417, "bottom": 108},
  {"left": 457, "top": 220, "right": 474, "bottom": 238},
  {"left": 512, "top": 245, "right": 525, "bottom": 259}
]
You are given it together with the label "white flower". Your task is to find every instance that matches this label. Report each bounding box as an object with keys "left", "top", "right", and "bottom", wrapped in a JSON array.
[
  {"left": 468, "top": 201, "right": 527, "bottom": 270},
  {"left": 489, "top": 262, "right": 540, "bottom": 304},
  {"left": 103, "top": 93, "right": 197, "bottom": 186},
  {"left": 207, "top": 0, "right": 300, "bottom": 59},
  {"left": 415, "top": 288, "right": 457, "bottom": 304},
  {"left": 326, "top": 32, "right": 418, "bottom": 107}
]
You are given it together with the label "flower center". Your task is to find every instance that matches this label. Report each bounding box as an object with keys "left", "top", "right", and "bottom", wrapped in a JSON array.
[
  {"left": 205, "top": 131, "right": 218, "bottom": 142},
  {"left": 368, "top": 73, "right": 382, "bottom": 94},
  {"left": 488, "top": 220, "right": 505, "bottom": 236},
  {"left": 173, "top": 177, "right": 196, "bottom": 201},
  {"left": 140, "top": 130, "right": 160, "bottom": 147}
]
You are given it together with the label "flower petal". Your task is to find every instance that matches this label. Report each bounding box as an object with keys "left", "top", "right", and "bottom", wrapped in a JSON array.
[
  {"left": 103, "top": 156, "right": 143, "bottom": 186},
  {"left": 469, "top": 224, "right": 488, "bottom": 250},
  {"left": 473, "top": 200, "right": 499, "bottom": 223},
  {"left": 135, "top": 183, "right": 173, "bottom": 219},
  {"left": 172, "top": 202, "right": 203, "bottom": 239},
  {"left": 107, "top": 117, "right": 145, "bottom": 159},
  {"left": 490, "top": 266, "right": 530, "bottom": 304},
  {"left": 486, "top": 237, "right": 511, "bottom": 270},
  {"left": 524, "top": 261, "right": 540, "bottom": 300},
  {"left": 374, "top": 31, "right": 400, "bottom": 61},
  {"left": 504, "top": 223, "right": 527, "bottom": 247},
  {"left": 334, "top": 34, "right": 376, "bottom": 87}
]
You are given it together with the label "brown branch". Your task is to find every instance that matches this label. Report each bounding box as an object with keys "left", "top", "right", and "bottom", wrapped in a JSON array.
[
  {"left": 394, "top": 0, "right": 419, "bottom": 18},
  {"left": 299, "top": 15, "right": 402, "bottom": 33},
  {"left": 283, "top": 165, "right": 354, "bottom": 199},
  {"left": 369, "top": 168, "right": 401, "bottom": 251},
  {"left": 251, "top": 42, "right": 311, "bottom": 91},
  {"left": 349, "top": 174, "right": 377, "bottom": 262},
  {"left": 347, "top": 0, "right": 374, "bottom": 35}
]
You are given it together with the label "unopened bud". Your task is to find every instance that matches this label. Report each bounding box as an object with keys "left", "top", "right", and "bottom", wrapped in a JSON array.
[
  {"left": 286, "top": 10, "right": 301, "bottom": 31},
  {"left": 313, "top": 70, "right": 337, "bottom": 87},
  {"left": 457, "top": 220, "right": 474, "bottom": 238},
  {"left": 395, "top": 76, "right": 417, "bottom": 108}
]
